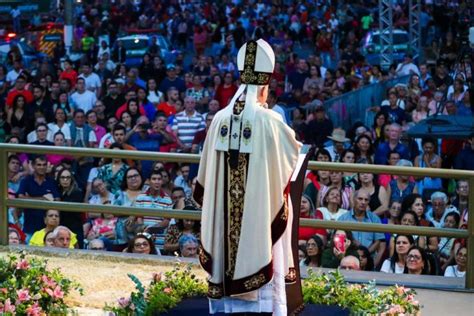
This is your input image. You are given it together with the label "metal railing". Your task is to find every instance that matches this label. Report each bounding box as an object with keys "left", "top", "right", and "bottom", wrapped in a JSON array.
[{"left": 0, "top": 144, "right": 473, "bottom": 289}]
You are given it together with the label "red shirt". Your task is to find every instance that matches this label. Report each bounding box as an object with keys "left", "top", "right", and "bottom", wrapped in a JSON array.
[
  {"left": 215, "top": 84, "right": 237, "bottom": 109},
  {"left": 298, "top": 210, "right": 327, "bottom": 241},
  {"left": 59, "top": 69, "right": 78, "bottom": 87},
  {"left": 6, "top": 88, "right": 34, "bottom": 107},
  {"left": 157, "top": 102, "right": 177, "bottom": 117},
  {"left": 115, "top": 102, "right": 146, "bottom": 119}
]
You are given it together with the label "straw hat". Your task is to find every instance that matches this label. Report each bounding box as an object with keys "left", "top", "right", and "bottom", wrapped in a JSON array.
[{"left": 328, "top": 128, "right": 350, "bottom": 143}]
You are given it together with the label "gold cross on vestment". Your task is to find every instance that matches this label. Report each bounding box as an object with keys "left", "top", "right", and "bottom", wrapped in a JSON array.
[
  {"left": 208, "top": 286, "right": 221, "bottom": 297},
  {"left": 231, "top": 186, "right": 244, "bottom": 200},
  {"left": 234, "top": 101, "right": 245, "bottom": 115}
]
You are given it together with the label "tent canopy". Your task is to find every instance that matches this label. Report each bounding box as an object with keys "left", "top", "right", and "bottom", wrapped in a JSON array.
[{"left": 407, "top": 115, "right": 474, "bottom": 139}]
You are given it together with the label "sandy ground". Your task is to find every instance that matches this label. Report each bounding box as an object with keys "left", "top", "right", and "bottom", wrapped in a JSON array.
[{"left": 0, "top": 249, "right": 206, "bottom": 315}]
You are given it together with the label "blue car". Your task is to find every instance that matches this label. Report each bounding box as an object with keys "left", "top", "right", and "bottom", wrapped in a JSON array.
[
  {"left": 115, "top": 34, "right": 175, "bottom": 67},
  {"left": 0, "top": 39, "right": 48, "bottom": 69}
]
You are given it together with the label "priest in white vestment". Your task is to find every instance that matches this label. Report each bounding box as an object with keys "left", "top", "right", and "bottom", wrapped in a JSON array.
[{"left": 194, "top": 39, "right": 302, "bottom": 315}]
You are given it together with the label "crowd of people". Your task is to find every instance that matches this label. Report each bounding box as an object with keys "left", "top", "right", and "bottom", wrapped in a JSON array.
[{"left": 1, "top": 1, "right": 473, "bottom": 276}]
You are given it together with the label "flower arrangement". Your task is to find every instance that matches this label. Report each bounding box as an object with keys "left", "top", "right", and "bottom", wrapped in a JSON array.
[
  {"left": 105, "top": 263, "right": 207, "bottom": 316},
  {"left": 0, "top": 251, "right": 82, "bottom": 315},
  {"left": 303, "top": 269, "right": 422, "bottom": 315}
]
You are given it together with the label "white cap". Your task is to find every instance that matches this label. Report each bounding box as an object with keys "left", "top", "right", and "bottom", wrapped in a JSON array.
[{"left": 236, "top": 39, "right": 275, "bottom": 86}]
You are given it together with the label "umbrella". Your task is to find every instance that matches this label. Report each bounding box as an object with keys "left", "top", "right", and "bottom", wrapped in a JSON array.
[{"left": 407, "top": 115, "right": 474, "bottom": 139}]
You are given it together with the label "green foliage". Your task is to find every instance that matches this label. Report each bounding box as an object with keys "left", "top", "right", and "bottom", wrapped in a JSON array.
[
  {"left": 105, "top": 263, "right": 207, "bottom": 316},
  {"left": 302, "top": 269, "right": 422, "bottom": 315},
  {"left": 0, "top": 251, "right": 82, "bottom": 315}
]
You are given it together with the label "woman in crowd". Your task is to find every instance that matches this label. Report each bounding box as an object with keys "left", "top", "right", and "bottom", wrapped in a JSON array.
[
  {"left": 8, "top": 227, "right": 21, "bottom": 245},
  {"left": 381, "top": 200, "right": 402, "bottom": 242},
  {"left": 371, "top": 111, "right": 388, "bottom": 145},
  {"left": 46, "top": 132, "right": 73, "bottom": 166},
  {"left": 57, "top": 168, "right": 84, "bottom": 248},
  {"left": 404, "top": 246, "right": 431, "bottom": 275},
  {"left": 357, "top": 172, "right": 389, "bottom": 217},
  {"left": 414, "top": 137, "right": 443, "bottom": 198},
  {"left": 321, "top": 230, "right": 359, "bottom": 268},
  {"left": 402, "top": 194, "right": 432, "bottom": 227},
  {"left": 186, "top": 75, "right": 210, "bottom": 111},
  {"left": 298, "top": 195, "right": 326, "bottom": 245},
  {"left": 303, "top": 65, "right": 323, "bottom": 93},
  {"left": 126, "top": 233, "right": 159, "bottom": 255},
  {"left": 146, "top": 78, "right": 164, "bottom": 105},
  {"left": 381, "top": 234, "right": 414, "bottom": 274},
  {"left": 304, "top": 148, "right": 331, "bottom": 200},
  {"left": 159, "top": 168, "right": 175, "bottom": 197},
  {"left": 357, "top": 245, "right": 374, "bottom": 271},
  {"left": 438, "top": 212, "right": 460, "bottom": 271},
  {"left": 215, "top": 72, "right": 237, "bottom": 109},
  {"left": 48, "top": 107, "right": 72, "bottom": 146},
  {"left": 300, "top": 235, "right": 324, "bottom": 268},
  {"left": 97, "top": 143, "right": 129, "bottom": 194},
  {"left": 112, "top": 167, "right": 144, "bottom": 246},
  {"left": 317, "top": 171, "right": 353, "bottom": 210},
  {"left": 7, "top": 95, "right": 27, "bottom": 139},
  {"left": 119, "top": 111, "right": 134, "bottom": 133},
  {"left": 53, "top": 92, "right": 73, "bottom": 121},
  {"left": 353, "top": 135, "right": 374, "bottom": 164},
  {"left": 164, "top": 206, "right": 201, "bottom": 255},
  {"left": 29, "top": 209, "right": 78, "bottom": 248},
  {"left": 317, "top": 186, "right": 348, "bottom": 221},
  {"left": 339, "top": 149, "right": 358, "bottom": 189},
  {"left": 444, "top": 246, "right": 467, "bottom": 278},
  {"left": 412, "top": 96, "right": 430, "bottom": 123},
  {"left": 387, "top": 159, "right": 418, "bottom": 203}
]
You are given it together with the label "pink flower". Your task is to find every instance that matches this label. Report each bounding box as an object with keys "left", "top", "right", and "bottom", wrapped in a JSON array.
[
  {"left": 17, "top": 288, "right": 31, "bottom": 302},
  {"left": 129, "top": 303, "right": 136, "bottom": 311},
  {"left": 26, "top": 302, "right": 42, "bottom": 316},
  {"left": 117, "top": 297, "right": 130, "bottom": 308},
  {"left": 0, "top": 288, "right": 7, "bottom": 294},
  {"left": 4, "top": 298, "right": 16, "bottom": 313},
  {"left": 41, "top": 275, "right": 57, "bottom": 288},
  {"left": 163, "top": 287, "right": 173, "bottom": 294},
  {"left": 53, "top": 286, "right": 64, "bottom": 299},
  {"left": 407, "top": 294, "right": 414, "bottom": 301},
  {"left": 16, "top": 259, "right": 30, "bottom": 270}
]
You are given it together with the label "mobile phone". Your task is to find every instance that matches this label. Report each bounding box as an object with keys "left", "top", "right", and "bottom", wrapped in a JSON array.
[{"left": 334, "top": 234, "right": 346, "bottom": 253}]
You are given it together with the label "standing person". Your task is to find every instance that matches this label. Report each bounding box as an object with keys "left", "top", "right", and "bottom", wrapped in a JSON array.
[
  {"left": 17, "top": 156, "right": 60, "bottom": 241},
  {"left": 10, "top": 5, "right": 21, "bottom": 33},
  {"left": 172, "top": 96, "right": 205, "bottom": 153},
  {"left": 56, "top": 168, "right": 84, "bottom": 249},
  {"left": 194, "top": 39, "right": 301, "bottom": 315}
]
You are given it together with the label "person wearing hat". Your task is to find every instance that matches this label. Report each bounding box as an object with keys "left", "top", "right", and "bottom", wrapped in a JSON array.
[
  {"left": 324, "top": 128, "right": 350, "bottom": 162},
  {"left": 194, "top": 39, "right": 302, "bottom": 315}
]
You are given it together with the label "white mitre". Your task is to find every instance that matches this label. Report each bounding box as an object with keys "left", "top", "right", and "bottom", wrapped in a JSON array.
[{"left": 215, "top": 39, "right": 275, "bottom": 153}]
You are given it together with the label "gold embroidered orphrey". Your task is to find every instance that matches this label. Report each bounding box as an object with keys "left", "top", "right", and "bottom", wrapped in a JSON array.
[
  {"left": 226, "top": 153, "right": 248, "bottom": 278},
  {"left": 239, "top": 40, "right": 272, "bottom": 85}
]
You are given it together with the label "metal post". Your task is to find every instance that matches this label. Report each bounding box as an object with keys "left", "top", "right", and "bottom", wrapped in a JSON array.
[
  {"left": 0, "top": 150, "right": 8, "bottom": 245},
  {"left": 64, "top": 0, "right": 74, "bottom": 55},
  {"left": 466, "top": 177, "right": 474, "bottom": 289},
  {"left": 408, "top": 0, "right": 422, "bottom": 61},
  {"left": 378, "top": 0, "right": 394, "bottom": 69}
]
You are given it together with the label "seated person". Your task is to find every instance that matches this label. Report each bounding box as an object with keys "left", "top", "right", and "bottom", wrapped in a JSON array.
[
  {"left": 51, "top": 226, "right": 74, "bottom": 249},
  {"left": 29, "top": 210, "right": 78, "bottom": 248},
  {"left": 8, "top": 227, "right": 22, "bottom": 245},
  {"left": 179, "top": 234, "right": 199, "bottom": 258},
  {"left": 339, "top": 255, "right": 361, "bottom": 271},
  {"left": 86, "top": 213, "right": 118, "bottom": 251}
]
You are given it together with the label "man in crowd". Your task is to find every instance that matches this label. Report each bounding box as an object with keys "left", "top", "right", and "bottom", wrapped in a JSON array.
[
  {"left": 339, "top": 255, "right": 361, "bottom": 271},
  {"left": 52, "top": 226, "right": 73, "bottom": 249},
  {"left": 374, "top": 123, "right": 411, "bottom": 165},
  {"left": 5, "top": 75, "right": 33, "bottom": 108},
  {"left": 179, "top": 234, "right": 199, "bottom": 258},
  {"left": 79, "top": 64, "right": 102, "bottom": 97},
  {"left": 338, "top": 190, "right": 386, "bottom": 267},
  {"left": 70, "top": 78, "right": 97, "bottom": 113},
  {"left": 172, "top": 96, "right": 205, "bottom": 152},
  {"left": 17, "top": 156, "right": 60, "bottom": 241},
  {"left": 303, "top": 103, "right": 333, "bottom": 147}
]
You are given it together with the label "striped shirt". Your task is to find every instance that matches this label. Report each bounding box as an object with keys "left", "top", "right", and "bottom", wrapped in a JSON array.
[
  {"left": 134, "top": 189, "right": 173, "bottom": 228},
  {"left": 172, "top": 110, "right": 205, "bottom": 147}
]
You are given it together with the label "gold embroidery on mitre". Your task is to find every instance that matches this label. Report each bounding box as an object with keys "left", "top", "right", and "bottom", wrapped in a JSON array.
[
  {"left": 226, "top": 153, "right": 247, "bottom": 278},
  {"left": 239, "top": 40, "right": 272, "bottom": 85},
  {"left": 244, "top": 273, "right": 266, "bottom": 290}
]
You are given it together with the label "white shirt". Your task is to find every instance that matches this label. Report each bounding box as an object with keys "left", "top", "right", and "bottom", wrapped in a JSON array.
[
  {"left": 70, "top": 90, "right": 97, "bottom": 112},
  {"left": 47, "top": 123, "right": 72, "bottom": 141},
  {"left": 318, "top": 207, "right": 348, "bottom": 221},
  {"left": 381, "top": 259, "right": 405, "bottom": 274},
  {"left": 6, "top": 69, "right": 21, "bottom": 85},
  {"left": 79, "top": 72, "right": 102, "bottom": 94},
  {"left": 98, "top": 132, "right": 114, "bottom": 149},
  {"left": 396, "top": 62, "right": 420, "bottom": 76},
  {"left": 147, "top": 91, "right": 163, "bottom": 104},
  {"left": 444, "top": 265, "right": 465, "bottom": 278}
]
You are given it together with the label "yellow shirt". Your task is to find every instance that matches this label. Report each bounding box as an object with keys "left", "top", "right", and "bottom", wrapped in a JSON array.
[{"left": 29, "top": 228, "right": 78, "bottom": 249}]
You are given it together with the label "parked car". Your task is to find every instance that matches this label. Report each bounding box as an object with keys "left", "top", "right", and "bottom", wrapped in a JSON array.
[
  {"left": 361, "top": 29, "right": 410, "bottom": 68},
  {"left": 0, "top": 38, "right": 48, "bottom": 68},
  {"left": 115, "top": 34, "right": 174, "bottom": 67}
]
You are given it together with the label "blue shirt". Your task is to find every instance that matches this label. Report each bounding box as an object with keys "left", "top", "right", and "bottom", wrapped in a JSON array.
[
  {"left": 129, "top": 132, "right": 162, "bottom": 178},
  {"left": 17, "top": 175, "right": 60, "bottom": 234},
  {"left": 337, "top": 210, "right": 385, "bottom": 249},
  {"left": 374, "top": 142, "right": 410, "bottom": 165}
]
